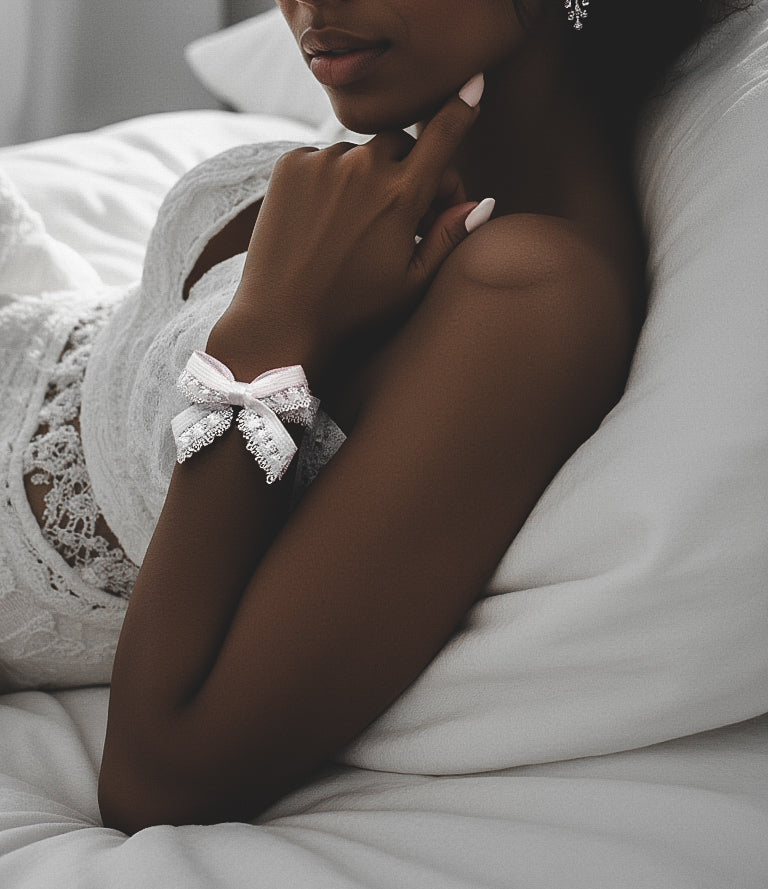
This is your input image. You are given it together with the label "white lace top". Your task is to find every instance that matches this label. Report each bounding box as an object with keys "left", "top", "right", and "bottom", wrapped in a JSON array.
[
  {"left": 23, "top": 307, "right": 138, "bottom": 599},
  {"left": 0, "top": 141, "right": 345, "bottom": 691}
]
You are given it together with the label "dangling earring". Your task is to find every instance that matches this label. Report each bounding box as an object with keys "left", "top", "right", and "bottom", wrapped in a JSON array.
[{"left": 564, "top": 0, "right": 589, "bottom": 31}]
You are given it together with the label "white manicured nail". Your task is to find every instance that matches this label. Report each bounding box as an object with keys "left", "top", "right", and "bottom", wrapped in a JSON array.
[
  {"left": 465, "top": 197, "right": 495, "bottom": 233},
  {"left": 458, "top": 73, "right": 484, "bottom": 108}
]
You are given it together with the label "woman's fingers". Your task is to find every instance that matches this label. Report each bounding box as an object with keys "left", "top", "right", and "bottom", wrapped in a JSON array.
[
  {"left": 415, "top": 167, "right": 468, "bottom": 238},
  {"left": 410, "top": 194, "right": 496, "bottom": 292},
  {"left": 408, "top": 201, "right": 481, "bottom": 293},
  {"left": 366, "top": 128, "right": 416, "bottom": 161},
  {"left": 403, "top": 73, "right": 484, "bottom": 204},
  {"left": 435, "top": 165, "right": 468, "bottom": 208}
]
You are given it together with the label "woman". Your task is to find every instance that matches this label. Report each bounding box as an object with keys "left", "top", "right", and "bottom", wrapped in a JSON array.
[{"left": 5, "top": 0, "right": 742, "bottom": 831}]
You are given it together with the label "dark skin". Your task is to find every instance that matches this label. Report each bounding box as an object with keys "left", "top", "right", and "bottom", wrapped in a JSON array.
[{"left": 97, "top": 0, "right": 644, "bottom": 833}]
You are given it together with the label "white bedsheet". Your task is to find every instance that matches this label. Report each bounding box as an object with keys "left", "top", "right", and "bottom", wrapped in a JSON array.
[
  {"left": 1, "top": 687, "right": 767, "bottom": 888},
  {"left": 0, "top": 110, "right": 318, "bottom": 286}
]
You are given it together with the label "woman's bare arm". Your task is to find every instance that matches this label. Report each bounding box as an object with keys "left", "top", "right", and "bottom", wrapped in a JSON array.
[{"left": 98, "top": 213, "right": 635, "bottom": 833}]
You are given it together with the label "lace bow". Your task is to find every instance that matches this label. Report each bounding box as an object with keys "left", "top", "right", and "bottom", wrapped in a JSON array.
[{"left": 172, "top": 350, "right": 317, "bottom": 483}]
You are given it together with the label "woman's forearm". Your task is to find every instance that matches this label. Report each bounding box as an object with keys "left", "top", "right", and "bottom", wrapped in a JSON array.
[
  {"left": 99, "top": 322, "right": 315, "bottom": 827},
  {"left": 109, "top": 432, "right": 281, "bottom": 712}
]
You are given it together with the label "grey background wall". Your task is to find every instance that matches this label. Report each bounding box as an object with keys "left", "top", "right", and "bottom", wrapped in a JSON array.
[
  {"left": 227, "top": 0, "right": 274, "bottom": 24},
  {"left": 0, "top": 0, "right": 276, "bottom": 147}
]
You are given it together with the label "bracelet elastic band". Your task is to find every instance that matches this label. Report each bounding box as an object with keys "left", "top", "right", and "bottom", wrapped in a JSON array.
[{"left": 171, "top": 350, "right": 317, "bottom": 484}]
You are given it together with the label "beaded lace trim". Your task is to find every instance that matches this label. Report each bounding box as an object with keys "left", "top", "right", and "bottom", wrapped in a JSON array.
[
  {"left": 173, "top": 351, "right": 317, "bottom": 484},
  {"left": 22, "top": 309, "right": 138, "bottom": 599}
]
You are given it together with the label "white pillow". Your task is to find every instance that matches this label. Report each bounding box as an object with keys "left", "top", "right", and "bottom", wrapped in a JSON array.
[
  {"left": 0, "top": 109, "right": 320, "bottom": 286},
  {"left": 340, "top": 2, "right": 768, "bottom": 772},
  {"left": 185, "top": 8, "right": 335, "bottom": 130}
]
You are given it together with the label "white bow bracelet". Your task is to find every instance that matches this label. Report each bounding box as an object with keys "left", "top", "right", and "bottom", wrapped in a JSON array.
[{"left": 171, "top": 350, "right": 317, "bottom": 484}]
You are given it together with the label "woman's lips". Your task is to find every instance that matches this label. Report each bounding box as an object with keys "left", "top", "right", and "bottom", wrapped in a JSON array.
[{"left": 309, "top": 45, "right": 389, "bottom": 88}]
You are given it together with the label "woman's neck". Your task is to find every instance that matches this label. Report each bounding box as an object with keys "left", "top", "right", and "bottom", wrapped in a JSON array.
[{"left": 443, "top": 39, "right": 642, "bottom": 270}]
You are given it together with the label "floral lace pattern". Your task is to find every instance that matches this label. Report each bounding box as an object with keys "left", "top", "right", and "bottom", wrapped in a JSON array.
[
  {"left": 22, "top": 309, "right": 138, "bottom": 599},
  {"left": 291, "top": 409, "right": 347, "bottom": 508}
]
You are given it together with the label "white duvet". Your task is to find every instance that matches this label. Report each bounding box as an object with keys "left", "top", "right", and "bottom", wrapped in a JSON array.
[
  {"left": 1, "top": 5, "right": 768, "bottom": 883},
  {"left": 1, "top": 687, "right": 768, "bottom": 889},
  {"left": 0, "top": 110, "right": 320, "bottom": 287}
]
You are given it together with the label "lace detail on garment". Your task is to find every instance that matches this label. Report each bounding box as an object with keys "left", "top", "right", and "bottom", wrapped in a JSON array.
[
  {"left": 22, "top": 309, "right": 139, "bottom": 599},
  {"left": 291, "top": 409, "right": 347, "bottom": 508}
]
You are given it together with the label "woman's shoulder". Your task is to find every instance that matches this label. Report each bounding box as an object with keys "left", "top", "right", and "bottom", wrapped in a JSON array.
[
  {"left": 432, "top": 211, "right": 642, "bottom": 344},
  {"left": 447, "top": 212, "right": 637, "bottom": 302},
  {"left": 421, "top": 211, "right": 642, "bottom": 418}
]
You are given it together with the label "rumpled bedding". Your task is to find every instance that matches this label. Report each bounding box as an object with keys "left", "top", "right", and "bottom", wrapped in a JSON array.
[
  {"left": 0, "top": 110, "right": 319, "bottom": 286},
  {"left": 1, "top": 687, "right": 768, "bottom": 888}
]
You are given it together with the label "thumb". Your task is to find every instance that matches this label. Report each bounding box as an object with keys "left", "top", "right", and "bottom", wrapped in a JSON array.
[{"left": 408, "top": 198, "right": 495, "bottom": 291}]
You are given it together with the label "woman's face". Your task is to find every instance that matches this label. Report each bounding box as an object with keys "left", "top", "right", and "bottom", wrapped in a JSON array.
[{"left": 276, "top": 0, "right": 525, "bottom": 133}]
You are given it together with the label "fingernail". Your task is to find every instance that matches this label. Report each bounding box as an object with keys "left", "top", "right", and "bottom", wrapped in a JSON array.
[
  {"left": 458, "top": 73, "right": 484, "bottom": 108},
  {"left": 465, "top": 197, "right": 495, "bottom": 233}
]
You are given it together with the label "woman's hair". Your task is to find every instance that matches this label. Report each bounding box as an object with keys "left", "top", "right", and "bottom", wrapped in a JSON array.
[{"left": 518, "top": 0, "right": 753, "bottom": 144}]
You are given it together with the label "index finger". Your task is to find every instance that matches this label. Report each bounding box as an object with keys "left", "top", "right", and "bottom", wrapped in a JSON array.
[{"left": 403, "top": 73, "right": 484, "bottom": 198}]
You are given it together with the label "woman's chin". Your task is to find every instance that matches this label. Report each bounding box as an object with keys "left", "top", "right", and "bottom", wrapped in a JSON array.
[
  {"left": 329, "top": 96, "right": 434, "bottom": 137},
  {"left": 332, "top": 110, "right": 407, "bottom": 137}
]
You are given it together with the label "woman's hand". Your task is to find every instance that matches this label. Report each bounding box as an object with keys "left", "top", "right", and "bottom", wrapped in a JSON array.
[{"left": 208, "top": 75, "right": 487, "bottom": 381}]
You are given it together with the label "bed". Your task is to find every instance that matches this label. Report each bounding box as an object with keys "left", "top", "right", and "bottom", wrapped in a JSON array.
[{"left": 1, "top": 6, "right": 767, "bottom": 887}]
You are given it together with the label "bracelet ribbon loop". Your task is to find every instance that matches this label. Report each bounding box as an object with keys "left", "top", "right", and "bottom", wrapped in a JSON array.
[{"left": 171, "top": 350, "right": 317, "bottom": 484}]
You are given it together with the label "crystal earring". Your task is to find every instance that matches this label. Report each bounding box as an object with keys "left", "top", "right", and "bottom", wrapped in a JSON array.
[{"left": 564, "top": 0, "right": 589, "bottom": 31}]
